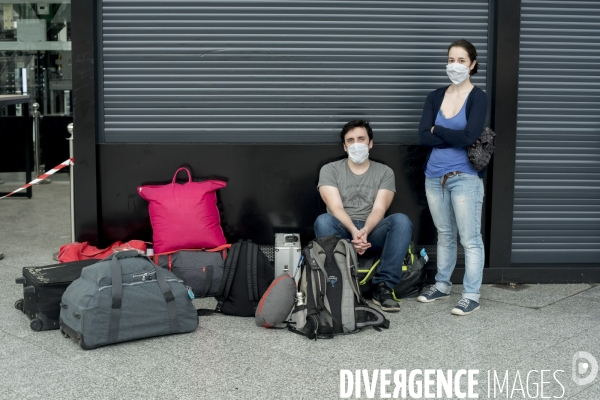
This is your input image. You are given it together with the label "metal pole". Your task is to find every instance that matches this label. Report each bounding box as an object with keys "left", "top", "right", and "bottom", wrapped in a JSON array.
[
  {"left": 33, "top": 103, "right": 40, "bottom": 178},
  {"left": 67, "top": 123, "right": 75, "bottom": 243},
  {"left": 32, "top": 103, "right": 50, "bottom": 184}
]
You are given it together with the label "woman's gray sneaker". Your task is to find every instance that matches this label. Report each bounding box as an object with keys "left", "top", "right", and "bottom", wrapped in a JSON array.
[
  {"left": 451, "top": 298, "right": 480, "bottom": 315},
  {"left": 416, "top": 287, "right": 450, "bottom": 303}
]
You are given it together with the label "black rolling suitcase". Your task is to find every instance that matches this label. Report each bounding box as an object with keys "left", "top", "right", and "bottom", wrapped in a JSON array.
[{"left": 15, "top": 259, "right": 97, "bottom": 331}]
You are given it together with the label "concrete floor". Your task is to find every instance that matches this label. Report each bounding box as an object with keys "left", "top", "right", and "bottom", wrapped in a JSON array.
[{"left": 1, "top": 178, "right": 600, "bottom": 399}]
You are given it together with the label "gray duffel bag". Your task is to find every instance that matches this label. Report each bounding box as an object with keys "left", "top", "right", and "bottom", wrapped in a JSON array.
[
  {"left": 152, "top": 247, "right": 228, "bottom": 297},
  {"left": 59, "top": 250, "right": 198, "bottom": 349}
]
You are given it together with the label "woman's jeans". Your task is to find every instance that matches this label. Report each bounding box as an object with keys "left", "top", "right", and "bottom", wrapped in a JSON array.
[
  {"left": 313, "top": 213, "right": 413, "bottom": 290},
  {"left": 425, "top": 174, "right": 484, "bottom": 302}
]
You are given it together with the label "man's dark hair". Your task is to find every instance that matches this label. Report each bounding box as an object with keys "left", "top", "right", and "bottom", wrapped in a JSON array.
[{"left": 340, "top": 120, "right": 373, "bottom": 143}]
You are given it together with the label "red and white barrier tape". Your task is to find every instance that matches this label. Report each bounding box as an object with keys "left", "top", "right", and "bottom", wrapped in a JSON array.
[{"left": 0, "top": 158, "right": 74, "bottom": 199}]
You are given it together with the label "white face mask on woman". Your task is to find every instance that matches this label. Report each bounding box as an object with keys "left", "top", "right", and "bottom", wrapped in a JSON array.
[
  {"left": 446, "top": 63, "right": 470, "bottom": 85},
  {"left": 347, "top": 143, "right": 369, "bottom": 164}
]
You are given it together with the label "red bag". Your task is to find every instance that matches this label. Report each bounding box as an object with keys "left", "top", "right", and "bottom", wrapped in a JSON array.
[
  {"left": 57, "top": 240, "right": 147, "bottom": 263},
  {"left": 137, "top": 167, "right": 227, "bottom": 253}
]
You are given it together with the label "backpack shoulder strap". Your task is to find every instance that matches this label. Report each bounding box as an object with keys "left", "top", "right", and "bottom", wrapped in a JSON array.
[
  {"left": 245, "top": 242, "right": 260, "bottom": 307},
  {"left": 354, "top": 305, "right": 390, "bottom": 331},
  {"left": 251, "top": 243, "right": 259, "bottom": 303},
  {"left": 216, "top": 242, "right": 242, "bottom": 312},
  {"left": 340, "top": 239, "right": 364, "bottom": 303}
]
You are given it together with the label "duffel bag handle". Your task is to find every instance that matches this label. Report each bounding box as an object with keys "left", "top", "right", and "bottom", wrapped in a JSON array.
[
  {"left": 172, "top": 167, "right": 192, "bottom": 184},
  {"left": 113, "top": 249, "right": 142, "bottom": 259},
  {"left": 101, "top": 249, "right": 144, "bottom": 262}
]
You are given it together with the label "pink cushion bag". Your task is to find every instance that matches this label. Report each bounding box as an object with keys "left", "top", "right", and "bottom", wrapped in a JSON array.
[{"left": 137, "top": 167, "right": 227, "bottom": 253}]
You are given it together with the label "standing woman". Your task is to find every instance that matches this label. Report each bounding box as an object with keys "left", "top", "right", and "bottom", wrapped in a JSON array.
[{"left": 416, "top": 39, "right": 488, "bottom": 315}]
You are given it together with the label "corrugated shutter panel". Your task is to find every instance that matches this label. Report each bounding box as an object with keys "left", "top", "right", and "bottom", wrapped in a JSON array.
[
  {"left": 512, "top": 0, "right": 600, "bottom": 263},
  {"left": 100, "top": 0, "right": 489, "bottom": 143}
]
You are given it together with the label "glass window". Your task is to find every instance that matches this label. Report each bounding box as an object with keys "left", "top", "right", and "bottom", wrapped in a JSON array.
[{"left": 0, "top": 1, "right": 71, "bottom": 116}]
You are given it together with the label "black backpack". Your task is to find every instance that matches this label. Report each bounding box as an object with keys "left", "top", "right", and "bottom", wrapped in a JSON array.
[
  {"left": 215, "top": 240, "right": 274, "bottom": 317},
  {"left": 289, "top": 235, "right": 389, "bottom": 340},
  {"left": 358, "top": 242, "right": 428, "bottom": 300},
  {"left": 467, "top": 126, "right": 496, "bottom": 172}
]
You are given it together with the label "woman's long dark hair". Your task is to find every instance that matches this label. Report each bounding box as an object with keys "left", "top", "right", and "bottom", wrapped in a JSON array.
[{"left": 448, "top": 39, "right": 478, "bottom": 75}]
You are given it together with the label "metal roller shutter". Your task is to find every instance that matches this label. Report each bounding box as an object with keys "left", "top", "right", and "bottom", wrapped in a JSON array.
[
  {"left": 99, "top": 0, "right": 489, "bottom": 143},
  {"left": 512, "top": 0, "right": 600, "bottom": 263}
]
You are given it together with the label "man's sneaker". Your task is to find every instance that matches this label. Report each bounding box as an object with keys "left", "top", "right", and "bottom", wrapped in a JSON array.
[
  {"left": 417, "top": 287, "right": 450, "bottom": 303},
  {"left": 451, "top": 298, "right": 480, "bottom": 316},
  {"left": 0, "top": 250, "right": 3, "bottom": 260},
  {"left": 372, "top": 283, "right": 400, "bottom": 312}
]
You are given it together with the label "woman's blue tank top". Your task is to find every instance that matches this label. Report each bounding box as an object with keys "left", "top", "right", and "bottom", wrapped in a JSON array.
[{"left": 425, "top": 94, "right": 478, "bottom": 177}]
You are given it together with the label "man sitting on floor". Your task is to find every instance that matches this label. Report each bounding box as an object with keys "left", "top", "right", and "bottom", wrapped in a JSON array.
[{"left": 314, "top": 120, "right": 413, "bottom": 312}]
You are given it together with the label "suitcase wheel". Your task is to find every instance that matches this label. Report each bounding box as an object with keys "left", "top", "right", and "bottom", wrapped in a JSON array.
[
  {"left": 59, "top": 327, "right": 69, "bottom": 338},
  {"left": 30, "top": 318, "right": 43, "bottom": 332},
  {"left": 14, "top": 299, "right": 24, "bottom": 311}
]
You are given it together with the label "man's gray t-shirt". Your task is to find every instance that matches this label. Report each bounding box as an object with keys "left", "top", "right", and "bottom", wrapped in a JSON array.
[{"left": 317, "top": 159, "right": 396, "bottom": 221}]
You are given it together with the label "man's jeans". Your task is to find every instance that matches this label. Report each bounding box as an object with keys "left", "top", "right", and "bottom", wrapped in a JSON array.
[
  {"left": 313, "top": 213, "right": 413, "bottom": 290},
  {"left": 425, "top": 174, "right": 484, "bottom": 302}
]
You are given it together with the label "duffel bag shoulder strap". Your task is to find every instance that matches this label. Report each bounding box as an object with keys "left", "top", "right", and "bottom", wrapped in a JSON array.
[
  {"left": 152, "top": 244, "right": 231, "bottom": 259},
  {"left": 151, "top": 252, "right": 172, "bottom": 270},
  {"left": 215, "top": 242, "right": 242, "bottom": 312},
  {"left": 205, "top": 244, "right": 232, "bottom": 253},
  {"left": 153, "top": 259, "right": 180, "bottom": 333},
  {"left": 358, "top": 259, "right": 379, "bottom": 285},
  {"left": 108, "top": 254, "right": 124, "bottom": 344}
]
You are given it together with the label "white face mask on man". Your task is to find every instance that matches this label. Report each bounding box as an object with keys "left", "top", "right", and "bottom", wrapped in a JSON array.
[
  {"left": 347, "top": 143, "right": 369, "bottom": 164},
  {"left": 446, "top": 63, "right": 471, "bottom": 86}
]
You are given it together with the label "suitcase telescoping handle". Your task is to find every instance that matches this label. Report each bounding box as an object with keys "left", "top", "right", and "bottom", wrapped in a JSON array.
[{"left": 107, "top": 251, "right": 180, "bottom": 343}]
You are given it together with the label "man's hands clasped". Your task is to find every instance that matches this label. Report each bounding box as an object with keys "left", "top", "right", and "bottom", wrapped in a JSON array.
[{"left": 352, "top": 227, "right": 372, "bottom": 255}]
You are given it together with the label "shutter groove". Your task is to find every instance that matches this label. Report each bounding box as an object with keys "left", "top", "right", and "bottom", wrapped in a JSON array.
[
  {"left": 100, "top": 0, "right": 488, "bottom": 143},
  {"left": 512, "top": 0, "right": 600, "bottom": 263}
]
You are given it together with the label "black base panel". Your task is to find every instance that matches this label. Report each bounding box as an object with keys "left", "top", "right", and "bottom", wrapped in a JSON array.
[
  {"left": 97, "top": 143, "right": 437, "bottom": 248},
  {"left": 425, "top": 265, "right": 600, "bottom": 284},
  {"left": 0, "top": 116, "right": 32, "bottom": 172},
  {"left": 41, "top": 116, "right": 73, "bottom": 170}
]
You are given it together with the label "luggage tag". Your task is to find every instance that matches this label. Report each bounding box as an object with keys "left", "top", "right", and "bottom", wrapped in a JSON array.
[
  {"left": 420, "top": 248, "right": 429, "bottom": 264},
  {"left": 186, "top": 286, "right": 195, "bottom": 299}
]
